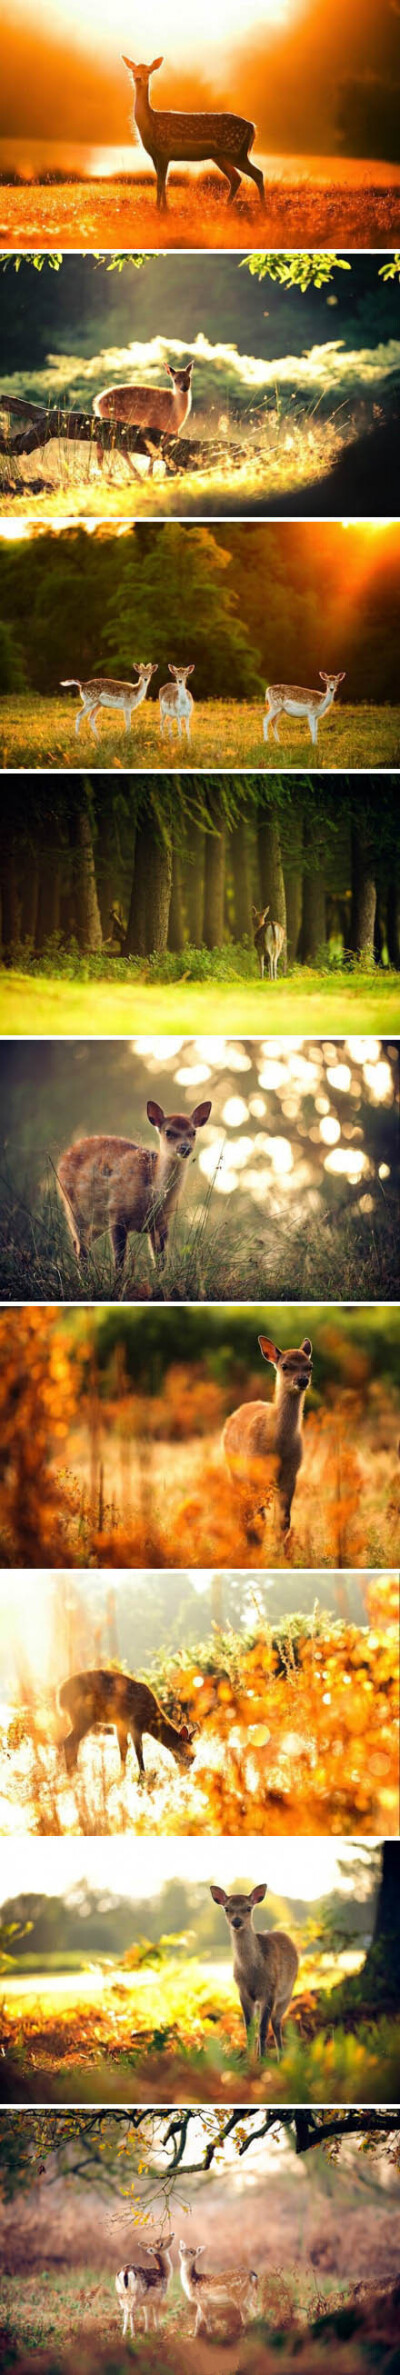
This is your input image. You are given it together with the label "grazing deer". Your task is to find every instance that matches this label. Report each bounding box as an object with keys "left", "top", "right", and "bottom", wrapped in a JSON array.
[
  {"left": 60, "top": 660, "right": 157, "bottom": 740},
  {"left": 122, "top": 56, "right": 264, "bottom": 210},
  {"left": 58, "top": 1670, "right": 196, "bottom": 1779},
  {"left": 252, "top": 903, "right": 285, "bottom": 980},
  {"left": 178, "top": 2241, "right": 258, "bottom": 2336},
  {"left": 57, "top": 1096, "right": 212, "bottom": 1272},
  {"left": 210, "top": 1883, "right": 298, "bottom": 2058},
  {"left": 116, "top": 2237, "right": 174, "bottom": 2337},
  {"left": 263, "top": 670, "right": 345, "bottom": 747},
  {"left": 159, "top": 663, "right": 195, "bottom": 743},
  {"left": 93, "top": 360, "right": 193, "bottom": 475},
  {"left": 223, "top": 1333, "right": 313, "bottom": 1544}
]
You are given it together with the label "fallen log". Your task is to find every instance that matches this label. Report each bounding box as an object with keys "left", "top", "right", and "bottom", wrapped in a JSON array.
[{"left": 0, "top": 392, "right": 247, "bottom": 475}]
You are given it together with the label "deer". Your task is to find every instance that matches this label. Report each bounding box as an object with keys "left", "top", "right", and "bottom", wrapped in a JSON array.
[
  {"left": 178, "top": 2240, "right": 259, "bottom": 2336},
  {"left": 210, "top": 1883, "right": 298, "bottom": 2059},
  {"left": 60, "top": 660, "right": 157, "bottom": 740},
  {"left": 252, "top": 903, "right": 285, "bottom": 980},
  {"left": 159, "top": 663, "right": 195, "bottom": 743},
  {"left": 58, "top": 1669, "right": 195, "bottom": 1778},
  {"left": 93, "top": 360, "right": 193, "bottom": 476},
  {"left": 223, "top": 1333, "right": 313, "bottom": 1546},
  {"left": 122, "top": 56, "right": 265, "bottom": 211},
  {"left": 57, "top": 1096, "right": 212, "bottom": 1273},
  {"left": 116, "top": 2236, "right": 174, "bottom": 2337},
  {"left": 263, "top": 671, "right": 346, "bottom": 748}
]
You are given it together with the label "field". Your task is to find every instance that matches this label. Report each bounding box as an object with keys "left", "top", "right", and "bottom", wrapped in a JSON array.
[
  {"left": 1, "top": 697, "right": 398, "bottom": 771},
  {"left": 2, "top": 2146, "right": 400, "bottom": 2375},
  {"left": 0, "top": 400, "right": 379, "bottom": 524},
  {"left": 1, "top": 166, "right": 400, "bottom": 251},
  {"left": 1, "top": 965, "right": 399, "bottom": 1038},
  {"left": 3, "top": 1588, "right": 398, "bottom": 1837},
  {"left": 1, "top": 1947, "right": 400, "bottom": 2103}
]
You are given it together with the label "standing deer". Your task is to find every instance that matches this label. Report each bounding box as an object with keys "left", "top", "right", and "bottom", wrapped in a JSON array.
[
  {"left": 116, "top": 2237, "right": 174, "bottom": 2336},
  {"left": 263, "top": 671, "right": 346, "bottom": 747},
  {"left": 123, "top": 56, "right": 264, "bottom": 210},
  {"left": 252, "top": 903, "right": 285, "bottom": 980},
  {"left": 57, "top": 1096, "right": 212, "bottom": 1272},
  {"left": 223, "top": 1333, "right": 313, "bottom": 1544},
  {"left": 93, "top": 360, "right": 193, "bottom": 475},
  {"left": 179, "top": 2241, "right": 258, "bottom": 2335},
  {"left": 159, "top": 663, "right": 195, "bottom": 742},
  {"left": 60, "top": 660, "right": 157, "bottom": 740},
  {"left": 210, "top": 1882, "right": 298, "bottom": 2058},
  {"left": 58, "top": 1670, "right": 195, "bottom": 1778}
]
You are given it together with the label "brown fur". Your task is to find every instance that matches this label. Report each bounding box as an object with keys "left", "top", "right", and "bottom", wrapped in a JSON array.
[
  {"left": 58, "top": 1669, "right": 195, "bottom": 1777},
  {"left": 57, "top": 1096, "right": 212, "bottom": 1272},
  {"left": 223, "top": 1335, "right": 312, "bottom": 1544},
  {"left": 122, "top": 57, "right": 264, "bottom": 208},
  {"left": 210, "top": 1883, "right": 298, "bottom": 2057}
]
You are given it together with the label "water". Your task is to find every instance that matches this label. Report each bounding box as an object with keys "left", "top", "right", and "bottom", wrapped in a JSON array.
[{"left": 1, "top": 140, "right": 400, "bottom": 184}]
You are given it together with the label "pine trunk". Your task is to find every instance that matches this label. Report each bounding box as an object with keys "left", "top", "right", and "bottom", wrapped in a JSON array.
[
  {"left": 95, "top": 813, "right": 117, "bottom": 936},
  {"left": 149, "top": 838, "right": 173, "bottom": 954},
  {"left": 283, "top": 815, "right": 303, "bottom": 964},
  {"left": 230, "top": 819, "right": 253, "bottom": 939},
  {"left": 203, "top": 821, "right": 226, "bottom": 948},
  {"left": 357, "top": 876, "right": 377, "bottom": 966},
  {"left": 168, "top": 834, "right": 186, "bottom": 951},
  {"left": 386, "top": 876, "right": 400, "bottom": 967},
  {"left": 185, "top": 821, "right": 204, "bottom": 943},
  {"left": 35, "top": 852, "right": 61, "bottom": 950},
  {"left": 257, "top": 815, "right": 287, "bottom": 970},
  {"left": 0, "top": 827, "right": 19, "bottom": 959},
  {"left": 70, "top": 805, "right": 102, "bottom": 953},
  {"left": 300, "top": 868, "right": 326, "bottom": 960},
  {"left": 19, "top": 859, "right": 39, "bottom": 944},
  {"left": 125, "top": 825, "right": 150, "bottom": 957}
]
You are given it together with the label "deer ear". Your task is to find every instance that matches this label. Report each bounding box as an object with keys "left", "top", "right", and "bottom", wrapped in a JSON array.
[
  {"left": 301, "top": 1337, "right": 313, "bottom": 1356},
  {"left": 337, "top": 671, "right": 346, "bottom": 683},
  {"left": 250, "top": 1883, "right": 267, "bottom": 1904},
  {"left": 319, "top": 669, "right": 329, "bottom": 684},
  {"left": 150, "top": 55, "right": 163, "bottom": 69},
  {"left": 122, "top": 56, "right": 136, "bottom": 70},
  {"left": 186, "top": 663, "right": 195, "bottom": 675},
  {"left": 210, "top": 1885, "right": 227, "bottom": 1905},
  {"left": 168, "top": 663, "right": 177, "bottom": 677},
  {"left": 191, "top": 1101, "right": 212, "bottom": 1128},
  {"left": 258, "top": 1336, "right": 281, "bottom": 1366},
  {"left": 147, "top": 1101, "right": 164, "bottom": 1129}
]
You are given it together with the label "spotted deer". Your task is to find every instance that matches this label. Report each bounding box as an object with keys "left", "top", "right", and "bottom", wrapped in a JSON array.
[
  {"left": 223, "top": 1333, "right": 313, "bottom": 1544},
  {"left": 93, "top": 360, "right": 193, "bottom": 474},
  {"left": 178, "top": 2241, "right": 259, "bottom": 2336},
  {"left": 116, "top": 2237, "right": 174, "bottom": 2337},
  {"left": 60, "top": 660, "right": 157, "bottom": 740},
  {"left": 122, "top": 56, "right": 265, "bottom": 209},
  {"left": 263, "top": 671, "right": 346, "bottom": 747},
  {"left": 210, "top": 1883, "right": 298, "bottom": 2058},
  {"left": 58, "top": 1670, "right": 195, "bottom": 1778},
  {"left": 159, "top": 663, "right": 195, "bottom": 742},
  {"left": 57, "top": 1096, "right": 212, "bottom": 1272},
  {"left": 252, "top": 903, "right": 285, "bottom": 980}
]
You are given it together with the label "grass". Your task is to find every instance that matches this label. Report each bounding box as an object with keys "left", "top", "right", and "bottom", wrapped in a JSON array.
[
  {"left": 3, "top": 2262, "right": 400, "bottom": 2375},
  {"left": 1, "top": 168, "right": 400, "bottom": 251},
  {"left": 1, "top": 1951, "right": 400, "bottom": 2103},
  {"left": 0, "top": 400, "right": 374, "bottom": 522},
  {"left": 1, "top": 963, "right": 399, "bottom": 1038},
  {"left": 1, "top": 697, "right": 399, "bottom": 771}
]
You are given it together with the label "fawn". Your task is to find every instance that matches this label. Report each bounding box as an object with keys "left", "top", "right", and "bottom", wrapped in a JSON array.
[
  {"left": 263, "top": 671, "right": 345, "bottom": 747},
  {"left": 223, "top": 1333, "right": 313, "bottom": 1544},
  {"left": 159, "top": 663, "right": 195, "bottom": 742},
  {"left": 122, "top": 56, "right": 264, "bottom": 210},
  {"left": 179, "top": 2241, "right": 258, "bottom": 2336},
  {"left": 252, "top": 903, "right": 285, "bottom": 980},
  {"left": 57, "top": 1096, "right": 212, "bottom": 1273},
  {"left": 58, "top": 1669, "right": 195, "bottom": 1778},
  {"left": 116, "top": 2237, "right": 174, "bottom": 2336},
  {"left": 93, "top": 360, "right": 193, "bottom": 474},
  {"left": 60, "top": 660, "right": 157, "bottom": 740},
  {"left": 210, "top": 1883, "right": 298, "bottom": 2058}
]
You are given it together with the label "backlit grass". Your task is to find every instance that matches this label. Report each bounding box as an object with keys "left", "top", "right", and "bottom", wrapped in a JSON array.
[
  {"left": 1, "top": 696, "right": 398, "bottom": 770},
  {"left": 0, "top": 171, "right": 400, "bottom": 252},
  {"left": 1, "top": 964, "right": 399, "bottom": 1038}
]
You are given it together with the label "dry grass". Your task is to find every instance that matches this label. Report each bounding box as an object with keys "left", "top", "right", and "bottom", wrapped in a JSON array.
[
  {"left": 0, "top": 404, "right": 369, "bottom": 522},
  {"left": 1, "top": 696, "right": 399, "bottom": 772},
  {"left": 0, "top": 169, "right": 400, "bottom": 251}
]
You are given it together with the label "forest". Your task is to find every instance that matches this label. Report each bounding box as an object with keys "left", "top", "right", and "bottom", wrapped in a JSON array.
[
  {"left": 0, "top": 1839, "right": 399, "bottom": 2105},
  {"left": 1, "top": 250, "right": 400, "bottom": 519},
  {"left": 1, "top": 2105, "right": 400, "bottom": 2374},
  {"left": 0, "top": 522, "right": 399, "bottom": 769},
  {"left": 0, "top": 1035, "right": 398, "bottom": 1304},
  {"left": 0, "top": 1304, "right": 398, "bottom": 1571},
  {"left": 1, "top": 1566, "right": 398, "bottom": 1838}
]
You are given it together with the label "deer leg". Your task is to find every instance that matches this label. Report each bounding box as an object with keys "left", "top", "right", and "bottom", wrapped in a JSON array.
[
  {"left": 272, "top": 708, "right": 282, "bottom": 742},
  {"left": 109, "top": 1214, "right": 128, "bottom": 1273},
  {"left": 214, "top": 154, "right": 241, "bottom": 203},
  {"left": 271, "top": 2013, "right": 283, "bottom": 2057},
  {"left": 64, "top": 1724, "right": 87, "bottom": 1775},
  {"left": 239, "top": 1985, "right": 255, "bottom": 2046},
  {"left": 309, "top": 713, "right": 318, "bottom": 745},
  {"left": 85, "top": 703, "right": 99, "bottom": 742},
  {"left": 242, "top": 152, "right": 265, "bottom": 203},
  {"left": 155, "top": 155, "right": 168, "bottom": 210},
  {"left": 259, "top": 953, "right": 264, "bottom": 979},
  {"left": 258, "top": 2000, "right": 273, "bottom": 2058},
  {"left": 262, "top": 706, "right": 272, "bottom": 741},
  {"left": 131, "top": 1727, "right": 145, "bottom": 1778},
  {"left": 116, "top": 1722, "right": 130, "bottom": 1771}
]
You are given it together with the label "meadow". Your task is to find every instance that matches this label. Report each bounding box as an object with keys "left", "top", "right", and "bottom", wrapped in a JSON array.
[
  {"left": 1, "top": 963, "right": 399, "bottom": 1039},
  {"left": 1, "top": 697, "right": 398, "bottom": 772},
  {"left": 1, "top": 168, "right": 400, "bottom": 253},
  {"left": 0, "top": 399, "right": 379, "bottom": 524}
]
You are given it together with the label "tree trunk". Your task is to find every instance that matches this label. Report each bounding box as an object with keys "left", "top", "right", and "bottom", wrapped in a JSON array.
[
  {"left": 386, "top": 876, "right": 400, "bottom": 968},
  {"left": 70, "top": 805, "right": 102, "bottom": 953},
  {"left": 0, "top": 826, "right": 19, "bottom": 959},
  {"left": 283, "top": 814, "right": 303, "bottom": 964},
  {"left": 125, "top": 825, "right": 172, "bottom": 956},
  {"left": 19, "top": 857, "right": 39, "bottom": 944},
  {"left": 257, "top": 814, "right": 287, "bottom": 968},
  {"left": 35, "top": 850, "right": 61, "bottom": 950},
  {"left": 359, "top": 1843, "right": 400, "bottom": 2006},
  {"left": 168, "top": 834, "right": 186, "bottom": 951},
  {"left": 230, "top": 818, "right": 253, "bottom": 939},
  {"left": 149, "top": 838, "right": 173, "bottom": 954},
  {"left": 185, "top": 821, "right": 204, "bottom": 944},
  {"left": 125, "top": 824, "right": 149, "bottom": 957},
  {"left": 357, "top": 874, "right": 377, "bottom": 966},
  {"left": 203, "top": 820, "right": 226, "bottom": 948},
  {"left": 95, "top": 812, "right": 117, "bottom": 937},
  {"left": 300, "top": 867, "right": 326, "bottom": 961}
]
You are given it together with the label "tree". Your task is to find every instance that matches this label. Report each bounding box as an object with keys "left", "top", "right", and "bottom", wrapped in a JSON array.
[{"left": 1, "top": 2110, "right": 398, "bottom": 2208}]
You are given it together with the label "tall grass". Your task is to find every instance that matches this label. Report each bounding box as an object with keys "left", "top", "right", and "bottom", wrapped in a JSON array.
[{"left": 1, "top": 697, "right": 399, "bottom": 771}]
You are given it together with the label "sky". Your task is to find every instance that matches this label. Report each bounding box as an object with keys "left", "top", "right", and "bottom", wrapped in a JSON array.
[
  {"left": 12, "top": 0, "right": 293, "bottom": 62},
  {"left": 0, "top": 1836, "right": 369, "bottom": 1904}
]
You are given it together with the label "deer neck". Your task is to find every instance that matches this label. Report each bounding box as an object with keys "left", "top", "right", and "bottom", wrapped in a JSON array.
[
  {"left": 231, "top": 1922, "right": 261, "bottom": 1985},
  {"left": 134, "top": 86, "right": 155, "bottom": 142},
  {"left": 132, "top": 676, "right": 148, "bottom": 709},
  {"left": 317, "top": 687, "right": 333, "bottom": 717},
  {"left": 274, "top": 1376, "right": 305, "bottom": 1451},
  {"left": 153, "top": 1143, "right": 186, "bottom": 1209}
]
